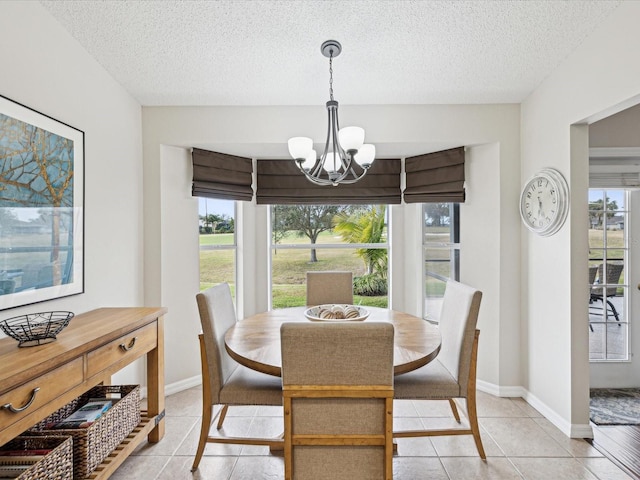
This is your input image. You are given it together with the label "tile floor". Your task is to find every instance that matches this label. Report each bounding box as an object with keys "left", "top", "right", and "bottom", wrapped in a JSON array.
[{"left": 110, "top": 386, "right": 633, "bottom": 480}]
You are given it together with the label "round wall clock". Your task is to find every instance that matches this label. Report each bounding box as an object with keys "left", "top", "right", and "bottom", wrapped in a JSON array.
[{"left": 519, "top": 168, "right": 570, "bottom": 236}]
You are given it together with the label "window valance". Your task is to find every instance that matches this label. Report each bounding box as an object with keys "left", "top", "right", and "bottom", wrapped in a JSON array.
[
  {"left": 404, "top": 147, "right": 465, "bottom": 203},
  {"left": 191, "top": 148, "right": 253, "bottom": 201},
  {"left": 256, "top": 158, "right": 401, "bottom": 205}
]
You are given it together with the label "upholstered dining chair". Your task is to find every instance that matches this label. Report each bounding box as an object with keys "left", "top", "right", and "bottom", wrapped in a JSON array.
[
  {"left": 306, "top": 271, "right": 353, "bottom": 306},
  {"left": 192, "top": 282, "right": 283, "bottom": 472},
  {"left": 393, "top": 280, "right": 486, "bottom": 459},
  {"left": 281, "top": 322, "right": 395, "bottom": 480}
]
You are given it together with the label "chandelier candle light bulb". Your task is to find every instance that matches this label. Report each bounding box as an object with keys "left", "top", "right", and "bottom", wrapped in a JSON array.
[{"left": 287, "top": 40, "right": 375, "bottom": 186}]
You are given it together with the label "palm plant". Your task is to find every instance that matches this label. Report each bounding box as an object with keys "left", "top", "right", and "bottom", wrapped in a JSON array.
[{"left": 333, "top": 205, "right": 387, "bottom": 277}]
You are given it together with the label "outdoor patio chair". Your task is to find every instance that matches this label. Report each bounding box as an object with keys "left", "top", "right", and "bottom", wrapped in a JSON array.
[
  {"left": 192, "top": 282, "right": 283, "bottom": 472},
  {"left": 281, "top": 322, "right": 394, "bottom": 480},
  {"left": 393, "top": 280, "right": 486, "bottom": 459},
  {"left": 588, "top": 265, "right": 597, "bottom": 332},
  {"left": 590, "top": 262, "right": 624, "bottom": 324},
  {"left": 306, "top": 271, "right": 353, "bottom": 306}
]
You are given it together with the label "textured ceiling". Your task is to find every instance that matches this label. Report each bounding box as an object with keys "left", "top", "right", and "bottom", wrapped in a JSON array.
[{"left": 40, "top": 0, "right": 620, "bottom": 107}]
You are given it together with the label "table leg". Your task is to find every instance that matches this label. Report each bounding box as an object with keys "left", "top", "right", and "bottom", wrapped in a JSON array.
[{"left": 147, "top": 315, "right": 165, "bottom": 443}]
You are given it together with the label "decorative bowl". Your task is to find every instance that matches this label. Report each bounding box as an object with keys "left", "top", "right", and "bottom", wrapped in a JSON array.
[
  {"left": 0, "top": 311, "right": 74, "bottom": 347},
  {"left": 304, "top": 304, "right": 369, "bottom": 322}
]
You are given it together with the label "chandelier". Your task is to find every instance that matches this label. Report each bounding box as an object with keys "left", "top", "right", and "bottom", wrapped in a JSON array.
[{"left": 287, "top": 40, "right": 376, "bottom": 186}]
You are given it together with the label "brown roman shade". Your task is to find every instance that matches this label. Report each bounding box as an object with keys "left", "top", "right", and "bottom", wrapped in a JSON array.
[
  {"left": 192, "top": 148, "right": 253, "bottom": 201},
  {"left": 404, "top": 147, "right": 465, "bottom": 203},
  {"left": 256, "top": 158, "right": 401, "bottom": 205}
]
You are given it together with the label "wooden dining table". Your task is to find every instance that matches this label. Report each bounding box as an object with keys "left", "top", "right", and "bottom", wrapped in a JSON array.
[{"left": 224, "top": 306, "right": 442, "bottom": 377}]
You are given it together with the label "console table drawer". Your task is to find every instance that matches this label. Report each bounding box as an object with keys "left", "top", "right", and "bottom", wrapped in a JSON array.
[
  {"left": 0, "top": 357, "right": 83, "bottom": 431},
  {"left": 86, "top": 323, "right": 157, "bottom": 378}
]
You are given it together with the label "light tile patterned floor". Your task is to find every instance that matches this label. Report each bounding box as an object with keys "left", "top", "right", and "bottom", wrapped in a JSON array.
[{"left": 111, "top": 387, "right": 632, "bottom": 480}]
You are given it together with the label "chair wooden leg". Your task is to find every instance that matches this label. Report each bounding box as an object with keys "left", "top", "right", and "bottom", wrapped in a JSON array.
[
  {"left": 449, "top": 398, "right": 461, "bottom": 423},
  {"left": 467, "top": 396, "right": 486, "bottom": 460},
  {"left": 217, "top": 404, "right": 229, "bottom": 429},
  {"left": 192, "top": 404, "right": 213, "bottom": 471},
  {"left": 283, "top": 397, "right": 293, "bottom": 480},
  {"left": 468, "top": 330, "right": 486, "bottom": 460}
]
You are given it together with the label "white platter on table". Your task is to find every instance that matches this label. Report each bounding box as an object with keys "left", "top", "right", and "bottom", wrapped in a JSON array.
[{"left": 304, "top": 304, "right": 370, "bottom": 322}]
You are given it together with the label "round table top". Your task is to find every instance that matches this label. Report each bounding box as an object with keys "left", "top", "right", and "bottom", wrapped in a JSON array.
[{"left": 224, "top": 306, "right": 441, "bottom": 377}]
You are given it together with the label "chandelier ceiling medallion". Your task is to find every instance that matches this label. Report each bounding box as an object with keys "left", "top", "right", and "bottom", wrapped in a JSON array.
[{"left": 287, "top": 40, "right": 376, "bottom": 186}]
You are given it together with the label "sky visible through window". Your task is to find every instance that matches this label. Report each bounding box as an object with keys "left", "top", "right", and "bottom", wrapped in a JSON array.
[{"left": 199, "top": 198, "right": 234, "bottom": 218}]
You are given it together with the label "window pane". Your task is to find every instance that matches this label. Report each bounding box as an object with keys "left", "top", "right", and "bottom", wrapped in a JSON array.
[
  {"left": 605, "top": 214, "right": 626, "bottom": 251},
  {"left": 424, "top": 203, "right": 453, "bottom": 243},
  {"left": 270, "top": 205, "right": 388, "bottom": 309},
  {"left": 590, "top": 322, "right": 629, "bottom": 361},
  {"left": 607, "top": 190, "right": 625, "bottom": 210},
  {"left": 199, "top": 198, "right": 235, "bottom": 242},
  {"left": 200, "top": 249, "right": 235, "bottom": 289},
  {"left": 423, "top": 203, "right": 460, "bottom": 321},
  {"left": 199, "top": 198, "right": 236, "bottom": 296}
]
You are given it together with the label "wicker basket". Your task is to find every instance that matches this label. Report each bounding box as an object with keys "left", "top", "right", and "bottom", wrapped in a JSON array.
[
  {"left": 29, "top": 385, "right": 140, "bottom": 479},
  {"left": 0, "top": 436, "right": 73, "bottom": 480}
]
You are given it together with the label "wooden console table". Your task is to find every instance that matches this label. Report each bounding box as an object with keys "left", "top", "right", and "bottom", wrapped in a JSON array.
[{"left": 0, "top": 307, "right": 167, "bottom": 479}]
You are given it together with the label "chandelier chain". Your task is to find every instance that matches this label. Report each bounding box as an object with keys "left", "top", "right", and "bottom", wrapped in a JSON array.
[{"left": 329, "top": 53, "right": 334, "bottom": 101}]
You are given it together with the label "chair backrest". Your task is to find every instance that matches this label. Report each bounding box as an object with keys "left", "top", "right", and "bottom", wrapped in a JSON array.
[
  {"left": 437, "top": 280, "right": 482, "bottom": 394},
  {"left": 588, "top": 265, "right": 598, "bottom": 285},
  {"left": 196, "top": 283, "right": 238, "bottom": 403},
  {"left": 281, "top": 322, "right": 394, "bottom": 480},
  {"left": 594, "top": 263, "right": 623, "bottom": 297},
  {"left": 306, "top": 271, "right": 353, "bottom": 306}
]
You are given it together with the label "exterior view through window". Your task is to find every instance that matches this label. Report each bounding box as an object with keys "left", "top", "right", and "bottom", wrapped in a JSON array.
[
  {"left": 270, "top": 205, "right": 388, "bottom": 309},
  {"left": 423, "top": 203, "right": 460, "bottom": 322},
  {"left": 589, "top": 189, "right": 628, "bottom": 361},
  {"left": 198, "top": 198, "right": 236, "bottom": 300}
]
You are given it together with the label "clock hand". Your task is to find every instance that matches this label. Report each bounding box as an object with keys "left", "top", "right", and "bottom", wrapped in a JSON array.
[{"left": 538, "top": 197, "right": 543, "bottom": 218}]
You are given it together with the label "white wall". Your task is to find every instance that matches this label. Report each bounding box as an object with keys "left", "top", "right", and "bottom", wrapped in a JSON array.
[
  {"left": 521, "top": 1, "right": 640, "bottom": 437},
  {"left": 159, "top": 146, "right": 201, "bottom": 390},
  {"left": 141, "top": 104, "right": 521, "bottom": 389},
  {"left": 0, "top": 2, "right": 145, "bottom": 383}
]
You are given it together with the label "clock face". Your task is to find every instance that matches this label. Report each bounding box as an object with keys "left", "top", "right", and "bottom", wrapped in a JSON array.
[{"left": 519, "top": 168, "right": 569, "bottom": 236}]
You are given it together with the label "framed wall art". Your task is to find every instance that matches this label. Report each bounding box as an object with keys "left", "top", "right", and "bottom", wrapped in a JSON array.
[{"left": 0, "top": 94, "right": 84, "bottom": 310}]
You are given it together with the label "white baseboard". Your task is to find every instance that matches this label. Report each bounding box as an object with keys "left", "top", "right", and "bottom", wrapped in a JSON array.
[
  {"left": 476, "top": 380, "right": 525, "bottom": 397},
  {"left": 139, "top": 374, "right": 202, "bottom": 400},
  {"left": 477, "top": 380, "right": 593, "bottom": 439}
]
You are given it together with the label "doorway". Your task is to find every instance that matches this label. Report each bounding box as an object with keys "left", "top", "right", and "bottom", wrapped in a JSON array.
[{"left": 589, "top": 105, "right": 640, "bottom": 386}]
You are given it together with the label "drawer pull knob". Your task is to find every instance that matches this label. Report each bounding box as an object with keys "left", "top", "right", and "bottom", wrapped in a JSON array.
[
  {"left": 120, "top": 337, "right": 138, "bottom": 352},
  {"left": 2, "top": 387, "right": 40, "bottom": 413}
]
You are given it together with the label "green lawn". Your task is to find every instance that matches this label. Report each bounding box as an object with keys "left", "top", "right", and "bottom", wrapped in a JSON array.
[
  {"left": 200, "top": 232, "right": 387, "bottom": 308},
  {"left": 199, "top": 233, "right": 234, "bottom": 246},
  {"left": 589, "top": 228, "right": 624, "bottom": 261}
]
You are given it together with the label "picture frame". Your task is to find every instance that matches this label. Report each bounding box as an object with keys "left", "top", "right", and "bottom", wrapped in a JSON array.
[{"left": 0, "top": 94, "right": 84, "bottom": 310}]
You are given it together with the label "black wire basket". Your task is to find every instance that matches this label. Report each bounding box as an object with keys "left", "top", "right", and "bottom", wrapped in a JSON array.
[{"left": 0, "top": 311, "right": 74, "bottom": 347}]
